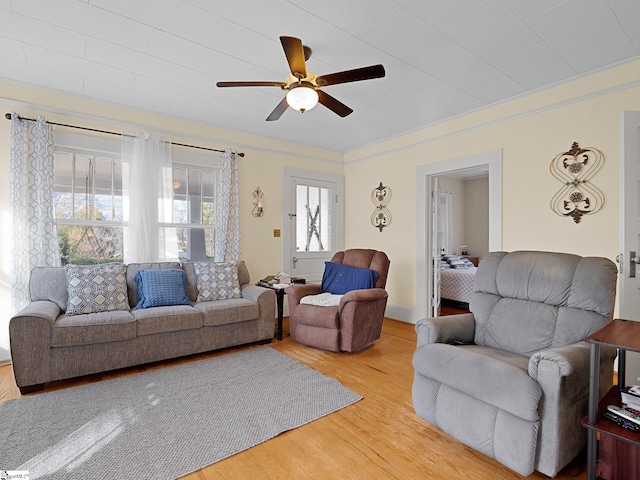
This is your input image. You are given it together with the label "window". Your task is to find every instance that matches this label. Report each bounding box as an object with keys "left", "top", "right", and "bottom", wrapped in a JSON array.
[
  {"left": 171, "top": 164, "right": 217, "bottom": 261},
  {"left": 53, "top": 136, "right": 218, "bottom": 264},
  {"left": 296, "top": 184, "right": 332, "bottom": 252},
  {"left": 54, "top": 151, "right": 124, "bottom": 264}
]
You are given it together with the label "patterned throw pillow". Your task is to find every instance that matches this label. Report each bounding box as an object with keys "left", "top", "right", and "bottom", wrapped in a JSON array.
[
  {"left": 194, "top": 262, "right": 241, "bottom": 302},
  {"left": 64, "top": 263, "right": 129, "bottom": 316},
  {"left": 134, "top": 269, "right": 195, "bottom": 310}
]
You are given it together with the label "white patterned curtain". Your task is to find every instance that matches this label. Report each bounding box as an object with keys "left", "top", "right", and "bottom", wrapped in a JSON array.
[
  {"left": 214, "top": 149, "right": 241, "bottom": 262},
  {"left": 439, "top": 191, "right": 453, "bottom": 255},
  {"left": 9, "top": 113, "right": 60, "bottom": 313},
  {"left": 122, "top": 132, "right": 177, "bottom": 263}
]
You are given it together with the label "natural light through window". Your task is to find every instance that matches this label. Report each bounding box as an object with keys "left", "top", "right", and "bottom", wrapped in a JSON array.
[
  {"left": 296, "top": 184, "right": 331, "bottom": 252},
  {"left": 53, "top": 149, "right": 218, "bottom": 264}
]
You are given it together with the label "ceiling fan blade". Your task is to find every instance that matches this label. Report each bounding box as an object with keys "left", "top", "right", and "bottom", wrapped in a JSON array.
[
  {"left": 217, "top": 81, "right": 286, "bottom": 88},
  {"left": 280, "top": 36, "right": 307, "bottom": 79},
  {"left": 316, "top": 64, "right": 386, "bottom": 87},
  {"left": 266, "top": 97, "right": 289, "bottom": 121},
  {"left": 317, "top": 90, "right": 353, "bottom": 118}
]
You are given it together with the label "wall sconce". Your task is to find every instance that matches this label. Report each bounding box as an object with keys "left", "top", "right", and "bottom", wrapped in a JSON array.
[
  {"left": 252, "top": 187, "right": 264, "bottom": 217},
  {"left": 550, "top": 142, "right": 606, "bottom": 223},
  {"left": 371, "top": 181, "right": 392, "bottom": 232}
]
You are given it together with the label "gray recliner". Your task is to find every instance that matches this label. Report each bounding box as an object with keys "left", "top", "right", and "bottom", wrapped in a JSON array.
[{"left": 412, "top": 251, "right": 617, "bottom": 477}]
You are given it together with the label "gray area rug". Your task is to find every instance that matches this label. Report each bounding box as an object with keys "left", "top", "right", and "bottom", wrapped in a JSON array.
[{"left": 0, "top": 346, "right": 362, "bottom": 480}]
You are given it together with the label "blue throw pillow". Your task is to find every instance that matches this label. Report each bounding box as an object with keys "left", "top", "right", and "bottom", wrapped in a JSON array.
[
  {"left": 134, "top": 269, "right": 195, "bottom": 310},
  {"left": 320, "top": 262, "right": 379, "bottom": 295}
]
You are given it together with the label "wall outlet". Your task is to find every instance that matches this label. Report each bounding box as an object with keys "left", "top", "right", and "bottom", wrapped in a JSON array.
[{"left": 273, "top": 229, "right": 281, "bottom": 237}]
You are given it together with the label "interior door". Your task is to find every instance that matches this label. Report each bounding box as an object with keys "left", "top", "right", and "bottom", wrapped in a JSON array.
[
  {"left": 283, "top": 169, "right": 344, "bottom": 284},
  {"left": 619, "top": 110, "right": 640, "bottom": 384},
  {"left": 430, "top": 176, "right": 441, "bottom": 317}
]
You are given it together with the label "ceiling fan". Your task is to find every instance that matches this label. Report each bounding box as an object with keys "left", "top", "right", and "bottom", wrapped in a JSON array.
[{"left": 216, "top": 36, "right": 385, "bottom": 121}]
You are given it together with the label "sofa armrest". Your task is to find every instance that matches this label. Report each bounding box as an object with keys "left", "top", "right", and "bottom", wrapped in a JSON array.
[
  {"left": 339, "top": 288, "right": 387, "bottom": 308},
  {"left": 415, "top": 313, "right": 475, "bottom": 347},
  {"left": 9, "top": 300, "right": 61, "bottom": 389},
  {"left": 284, "top": 284, "right": 322, "bottom": 304},
  {"left": 527, "top": 341, "right": 617, "bottom": 474},
  {"left": 241, "top": 284, "right": 273, "bottom": 302},
  {"left": 12, "top": 300, "right": 60, "bottom": 326},
  {"left": 528, "top": 341, "right": 617, "bottom": 379},
  {"left": 240, "top": 284, "right": 275, "bottom": 340}
]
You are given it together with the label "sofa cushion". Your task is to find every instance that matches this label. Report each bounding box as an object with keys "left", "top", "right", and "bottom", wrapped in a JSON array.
[
  {"left": 471, "top": 251, "right": 617, "bottom": 355},
  {"left": 194, "top": 262, "right": 241, "bottom": 301},
  {"left": 64, "top": 263, "right": 129, "bottom": 316},
  {"left": 195, "top": 298, "right": 259, "bottom": 327},
  {"left": 413, "top": 343, "right": 541, "bottom": 421},
  {"left": 477, "top": 297, "right": 559, "bottom": 356},
  {"left": 134, "top": 269, "right": 194, "bottom": 310},
  {"left": 294, "top": 304, "right": 340, "bottom": 329},
  {"left": 51, "top": 310, "right": 136, "bottom": 347},
  {"left": 132, "top": 305, "right": 203, "bottom": 336},
  {"left": 321, "top": 262, "right": 378, "bottom": 295}
]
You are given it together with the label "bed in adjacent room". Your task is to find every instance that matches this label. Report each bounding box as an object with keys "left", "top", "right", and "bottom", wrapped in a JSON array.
[{"left": 440, "top": 255, "right": 477, "bottom": 306}]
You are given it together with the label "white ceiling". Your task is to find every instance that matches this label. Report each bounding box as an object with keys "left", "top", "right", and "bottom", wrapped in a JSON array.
[{"left": 2, "top": 0, "right": 640, "bottom": 152}]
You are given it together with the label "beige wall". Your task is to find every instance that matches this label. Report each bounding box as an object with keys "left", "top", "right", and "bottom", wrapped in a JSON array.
[
  {"left": 464, "top": 177, "right": 489, "bottom": 259},
  {"left": 345, "top": 59, "right": 640, "bottom": 320},
  {"left": 0, "top": 82, "right": 343, "bottom": 356},
  {"left": 2, "top": 58, "right": 640, "bottom": 338},
  {"left": 435, "top": 175, "right": 488, "bottom": 258},
  {"left": 436, "top": 176, "right": 465, "bottom": 254}
]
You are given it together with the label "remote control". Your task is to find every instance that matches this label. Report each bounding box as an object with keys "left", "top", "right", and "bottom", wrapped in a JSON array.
[
  {"left": 607, "top": 405, "right": 640, "bottom": 426},
  {"left": 626, "top": 406, "right": 640, "bottom": 416},
  {"left": 602, "top": 410, "right": 640, "bottom": 432}
]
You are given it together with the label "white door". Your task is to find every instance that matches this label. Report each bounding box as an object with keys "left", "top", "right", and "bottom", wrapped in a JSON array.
[
  {"left": 430, "top": 176, "right": 441, "bottom": 317},
  {"left": 283, "top": 168, "right": 344, "bottom": 284},
  {"left": 619, "top": 110, "right": 640, "bottom": 384}
]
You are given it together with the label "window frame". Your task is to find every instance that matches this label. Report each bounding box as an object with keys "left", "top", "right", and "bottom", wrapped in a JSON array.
[{"left": 52, "top": 132, "right": 220, "bottom": 264}]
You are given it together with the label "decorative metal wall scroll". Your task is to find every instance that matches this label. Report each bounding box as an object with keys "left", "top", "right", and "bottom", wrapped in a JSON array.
[
  {"left": 252, "top": 187, "right": 264, "bottom": 217},
  {"left": 371, "top": 182, "right": 392, "bottom": 232},
  {"left": 550, "top": 142, "right": 605, "bottom": 224}
]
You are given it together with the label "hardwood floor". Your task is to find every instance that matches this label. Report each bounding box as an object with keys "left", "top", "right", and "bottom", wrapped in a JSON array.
[
  {"left": 0, "top": 319, "right": 588, "bottom": 480},
  {"left": 440, "top": 303, "right": 470, "bottom": 316}
]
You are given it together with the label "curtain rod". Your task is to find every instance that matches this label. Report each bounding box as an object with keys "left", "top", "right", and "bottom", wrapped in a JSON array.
[{"left": 4, "top": 112, "right": 245, "bottom": 157}]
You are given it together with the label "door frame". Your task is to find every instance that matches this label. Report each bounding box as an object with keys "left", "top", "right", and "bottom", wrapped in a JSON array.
[
  {"left": 415, "top": 150, "right": 503, "bottom": 321},
  {"left": 619, "top": 110, "right": 640, "bottom": 384}
]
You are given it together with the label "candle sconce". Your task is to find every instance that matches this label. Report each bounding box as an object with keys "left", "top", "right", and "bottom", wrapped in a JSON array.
[{"left": 252, "top": 187, "right": 264, "bottom": 217}]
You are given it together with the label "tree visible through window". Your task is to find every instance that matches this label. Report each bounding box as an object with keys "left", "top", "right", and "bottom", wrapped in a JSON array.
[
  {"left": 172, "top": 165, "right": 216, "bottom": 260},
  {"left": 53, "top": 150, "right": 217, "bottom": 264},
  {"left": 54, "top": 152, "right": 123, "bottom": 264},
  {"left": 296, "top": 184, "right": 331, "bottom": 252}
]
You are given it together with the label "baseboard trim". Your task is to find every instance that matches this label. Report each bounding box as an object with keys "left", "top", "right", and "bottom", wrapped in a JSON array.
[{"left": 385, "top": 303, "right": 417, "bottom": 324}]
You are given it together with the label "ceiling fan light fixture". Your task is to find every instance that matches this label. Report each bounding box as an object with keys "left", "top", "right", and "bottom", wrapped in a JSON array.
[{"left": 286, "top": 86, "right": 318, "bottom": 113}]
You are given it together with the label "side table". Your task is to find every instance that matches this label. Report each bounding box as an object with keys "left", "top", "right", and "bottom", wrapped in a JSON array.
[
  {"left": 583, "top": 318, "right": 640, "bottom": 480},
  {"left": 257, "top": 284, "right": 287, "bottom": 341}
]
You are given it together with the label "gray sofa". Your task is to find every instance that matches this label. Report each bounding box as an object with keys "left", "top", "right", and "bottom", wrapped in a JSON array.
[
  {"left": 9, "top": 261, "right": 275, "bottom": 394},
  {"left": 412, "top": 251, "right": 618, "bottom": 477}
]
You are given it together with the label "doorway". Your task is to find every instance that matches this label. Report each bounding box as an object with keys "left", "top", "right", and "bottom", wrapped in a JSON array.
[
  {"left": 282, "top": 167, "right": 344, "bottom": 284},
  {"left": 619, "top": 110, "right": 640, "bottom": 384},
  {"left": 415, "top": 150, "right": 502, "bottom": 321}
]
